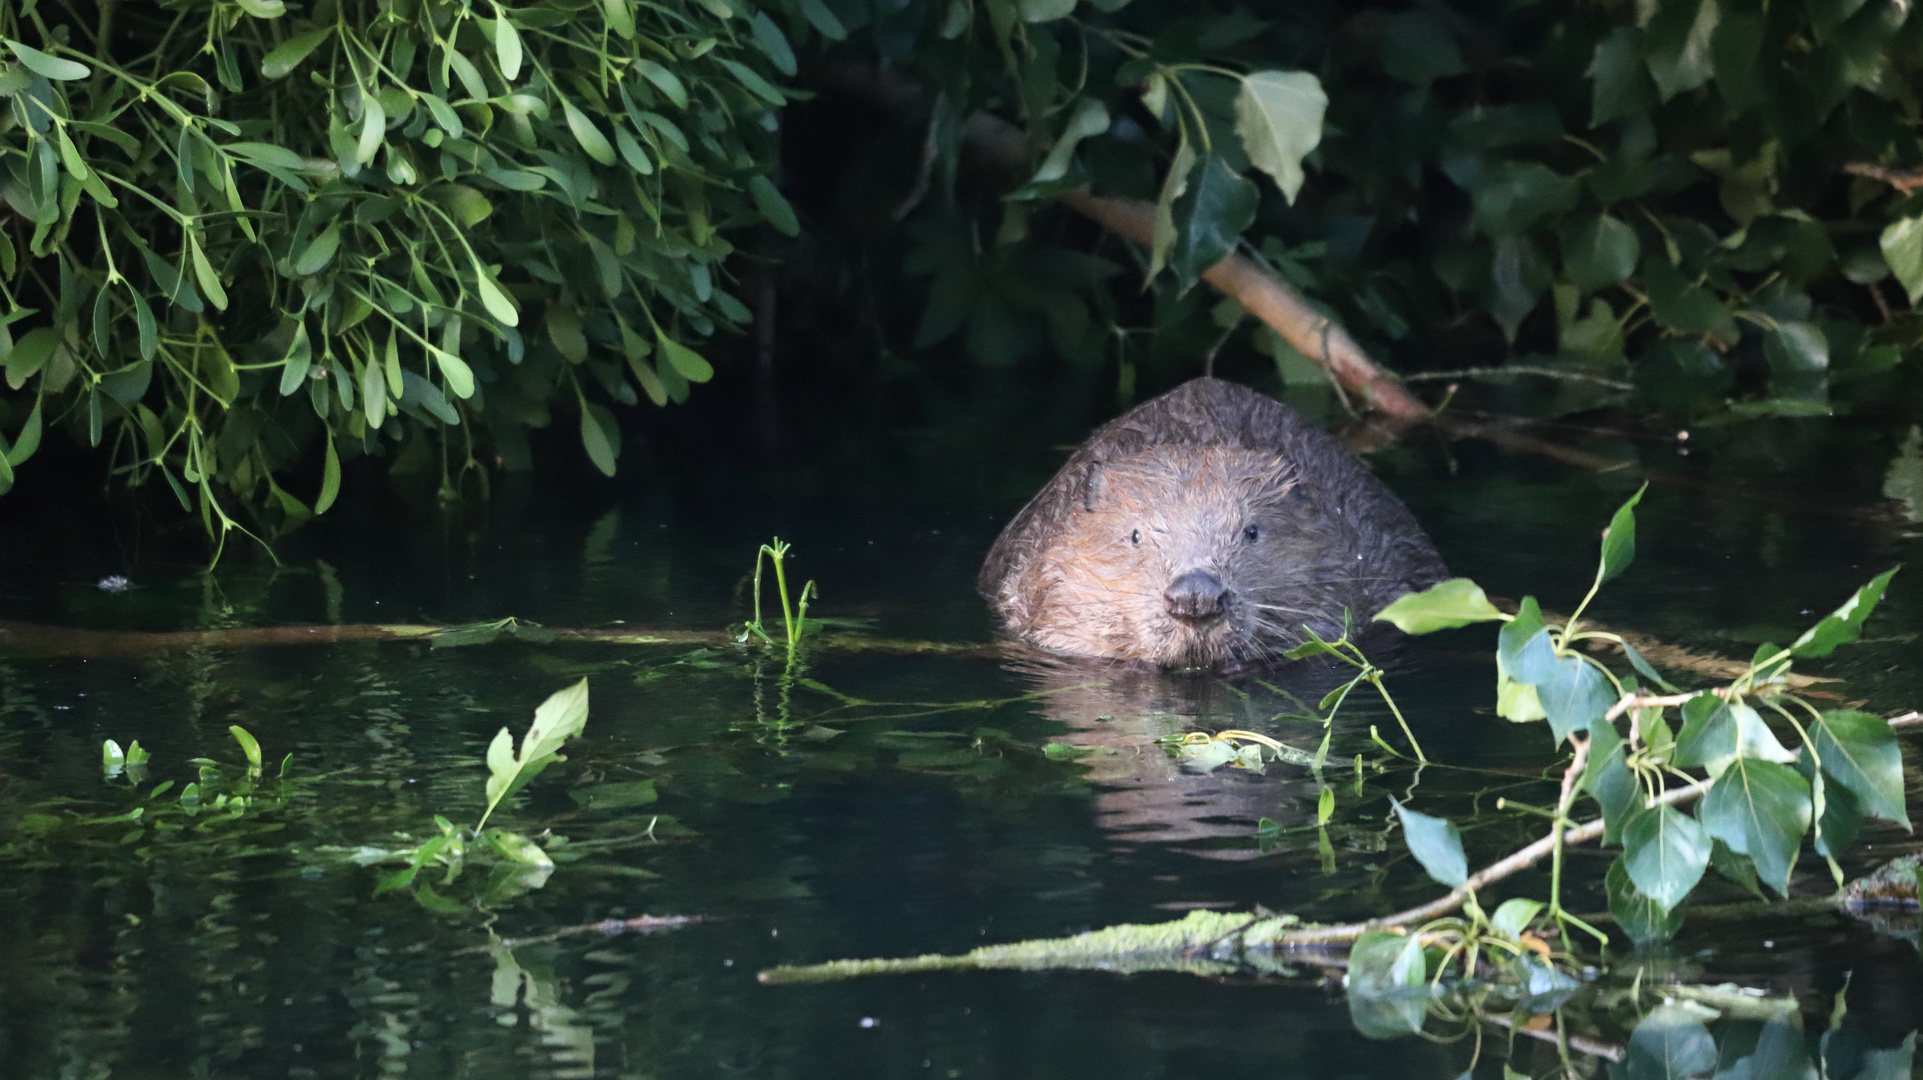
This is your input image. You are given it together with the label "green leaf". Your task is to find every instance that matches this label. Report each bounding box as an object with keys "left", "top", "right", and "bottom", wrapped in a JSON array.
[
  {"left": 1623, "top": 804, "right": 1710, "bottom": 912},
  {"left": 1764, "top": 322, "right": 1829, "bottom": 374},
  {"left": 316, "top": 430, "right": 341, "bottom": 513},
  {"left": 1645, "top": 0, "right": 1719, "bottom": 101},
  {"left": 477, "top": 679, "right": 590, "bottom": 830},
  {"left": 1149, "top": 140, "right": 1196, "bottom": 281},
  {"left": 132, "top": 292, "right": 157, "bottom": 362},
  {"left": 749, "top": 12, "right": 796, "bottom": 76},
  {"left": 293, "top": 222, "right": 341, "bottom": 276},
  {"left": 1674, "top": 696, "right": 1795, "bottom": 773},
  {"left": 1879, "top": 217, "right": 1923, "bottom": 303},
  {"left": 1606, "top": 856, "right": 1684, "bottom": 944},
  {"left": 1700, "top": 757, "right": 1810, "bottom": 896},
  {"left": 1497, "top": 597, "right": 1553, "bottom": 680},
  {"left": 473, "top": 260, "right": 518, "bottom": 326},
  {"left": 1391, "top": 798, "right": 1468, "bottom": 888},
  {"left": 547, "top": 305, "right": 587, "bottom": 363},
  {"left": 229, "top": 725, "right": 263, "bottom": 770},
  {"left": 1371, "top": 578, "right": 1506, "bottom": 634},
  {"left": 562, "top": 98, "right": 617, "bottom": 166},
  {"left": 1232, "top": 70, "right": 1324, "bottom": 203},
  {"left": 5, "top": 40, "right": 90, "bottom": 81},
  {"left": 1789, "top": 568, "right": 1897, "bottom": 657},
  {"left": 432, "top": 347, "right": 474, "bottom": 398},
  {"left": 1539, "top": 655, "right": 1615, "bottom": 741},
  {"left": 261, "top": 27, "right": 332, "bottom": 79},
  {"left": 5, "top": 399, "right": 42, "bottom": 467},
  {"left": 748, "top": 174, "right": 800, "bottom": 237},
  {"left": 580, "top": 403, "right": 620, "bottom": 476},
  {"left": 1710, "top": 838, "right": 1766, "bottom": 899},
  {"left": 1596, "top": 482, "right": 1646, "bottom": 585},
  {"left": 1027, "top": 97, "right": 1109, "bottom": 186},
  {"left": 491, "top": 16, "right": 523, "bottom": 82},
  {"left": 1470, "top": 162, "right": 1578, "bottom": 237},
  {"left": 1169, "top": 154, "right": 1258, "bottom": 293},
  {"left": 1810, "top": 709, "right": 1909, "bottom": 827},
  {"left": 1561, "top": 214, "right": 1640, "bottom": 290},
  {"left": 656, "top": 335, "right": 714, "bottom": 382},
  {"left": 102, "top": 738, "right": 125, "bottom": 769},
  {"left": 798, "top": 0, "right": 848, "bottom": 39},
  {"left": 719, "top": 58, "right": 784, "bottom": 106},
  {"left": 1711, "top": 13, "right": 1766, "bottom": 111},
  {"left": 1346, "top": 931, "right": 1429, "bottom": 1039},
  {"left": 432, "top": 183, "right": 493, "bottom": 227},
  {"left": 278, "top": 320, "right": 312, "bottom": 396},
  {"left": 1490, "top": 897, "right": 1543, "bottom": 938},
  {"left": 1642, "top": 257, "right": 1726, "bottom": 335},
  {"left": 356, "top": 95, "right": 387, "bottom": 166},
  {"left": 1588, "top": 27, "right": 1653, "bottom": 127},
  {"left": 6, "top": 327, "right": 56, "bottom": 390},
  {"left": 362, "top": 358, "right": 386, "bottom": 428},
  {"left": 602, "top": 0, "right": 636, "bottom": 39},
  {"left": 485, "top": 829, "right": 554, "bottom": 868},
  {"left": 1583, "top": 719, "right": 1641, "bottom": 845},
  {"left": 636, "top": 60, "right": 688, "bottom": 109},
  {"left": 615, "top": 125, "right": 655, "bottom": 175}
]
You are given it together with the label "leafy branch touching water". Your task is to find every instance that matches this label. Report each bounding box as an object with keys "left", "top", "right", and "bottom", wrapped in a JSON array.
[{"left": 761, "top": 487, "right": 1912, "bottom": 1040}]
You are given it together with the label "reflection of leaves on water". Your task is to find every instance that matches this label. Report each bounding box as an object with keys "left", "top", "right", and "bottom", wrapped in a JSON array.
[{"left": 1884, "top": 426, "right": 1923, "bottom": 523}]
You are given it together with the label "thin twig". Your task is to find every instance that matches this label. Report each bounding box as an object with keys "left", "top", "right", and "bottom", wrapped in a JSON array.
[{"left": 1403, "top": 366, "right": 1634, "bottom": 392}]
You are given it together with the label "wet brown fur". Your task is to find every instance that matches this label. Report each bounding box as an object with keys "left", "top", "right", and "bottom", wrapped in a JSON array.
[{"left": 980, "top": 378, "right": 1447, "bottom": 670}]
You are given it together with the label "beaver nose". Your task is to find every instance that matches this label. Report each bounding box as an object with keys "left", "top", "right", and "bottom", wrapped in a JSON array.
[{"left": 1164, "top": 570, "right": 1229, "bottom": 621}]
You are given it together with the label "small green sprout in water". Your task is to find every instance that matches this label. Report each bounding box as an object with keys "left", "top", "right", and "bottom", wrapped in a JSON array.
[
  {"left": 737, "top": 537, "right": 819, "bottom": 660},
  {"left": 1279, "top": 608, "right": 1428, "bottom": 764}
]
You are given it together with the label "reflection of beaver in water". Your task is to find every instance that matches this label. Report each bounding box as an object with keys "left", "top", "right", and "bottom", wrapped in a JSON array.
[{"left": 980, "top": 377, "right": 1448, "bottom": 670}]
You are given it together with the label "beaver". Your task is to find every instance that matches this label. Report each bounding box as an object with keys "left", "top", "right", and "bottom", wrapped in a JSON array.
[{"left": 979, "top": 377, "right": 1447, "bottom": 670}]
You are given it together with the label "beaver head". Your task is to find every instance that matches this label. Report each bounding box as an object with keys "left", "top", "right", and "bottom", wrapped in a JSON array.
[
  {"left": 1012, "top": 444, "right": 1370, "bottom": 669},
  {"left": 979, "top": 378, "right": 1446, "bottom": 671}
]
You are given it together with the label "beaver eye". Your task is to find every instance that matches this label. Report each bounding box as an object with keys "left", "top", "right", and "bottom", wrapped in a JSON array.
[
  {"left": 1130, "top": 529, "right": 1141, "bottom": 545},
  {"left": 1243, "top": 524, "right": 1260, "bottom": 544}
]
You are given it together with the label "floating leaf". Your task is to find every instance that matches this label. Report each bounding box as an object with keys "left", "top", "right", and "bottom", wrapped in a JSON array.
[
  {"left": 1233, "top": 70, "right": 1325, "bottom": 202},
  {"left": 478, "top": 680, "right": 590, "bottom": 830},
  {"left": 1372, "top": 577, "right": 1506, "bottom": 634}
]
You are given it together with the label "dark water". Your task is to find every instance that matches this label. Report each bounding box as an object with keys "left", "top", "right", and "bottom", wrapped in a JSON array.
[{"left": 4, "top": 371, "right": 1923, "bottom": 1078}]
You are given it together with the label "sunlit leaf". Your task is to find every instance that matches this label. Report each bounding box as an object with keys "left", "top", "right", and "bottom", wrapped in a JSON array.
[
  {"left": 1372, "top": 577, "right": 1505, "bottom": 634},
  {"left": 1789, "top": 569, "right": 1898, "bottom": 658},
  {"left": 1233, "top": 70, "right": 1324, "bottom": 203},
  {"left": 5, "top": 40, "right": 90, "bottom": 81},
  {"left": 477, "top": 679, "right": 590, "bottom": 830}
]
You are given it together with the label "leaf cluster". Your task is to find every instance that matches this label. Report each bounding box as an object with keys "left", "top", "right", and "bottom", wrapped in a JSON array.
[{"left": 0, "top": 0, "right": 806, "bottom": 542}]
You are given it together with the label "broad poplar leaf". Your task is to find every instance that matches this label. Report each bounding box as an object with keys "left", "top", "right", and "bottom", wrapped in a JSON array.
[
  {"left": 1372, "top": 578, "right": 1505, "bottom": 634},
  {"left": 1391, "top": 798, "right": 1468, "bottom": 887},
  {"left": 1790, "top": 569, "right": 1897, "bottom": 657},
  {"left": 1596, "top": 482, "right": 1646, "bottom": 584},
  {"left": 1879, "top": 217, "right": 1923, "bottom": 303},
  {"left": 1234, "top": 70, "right": 1325, "bottom": 203},
  {"left": 1148, "top": 140, "right": 1196, "bottom": 280},
  {"left": 1606, "top": 857, "right": 1684, "bottom": 944},
  {"left": 1623, "top": 805, "right": 1710, "bottom": 912},
  {"left": 1700, "top": 757, "right": 1811, "bottom": 896},
  {"left": 1168, "top": 154, "right": 1258, "bottom": 292},
  {"left": 1811, "top": 709, "right": 1909, "bottom": 827}
]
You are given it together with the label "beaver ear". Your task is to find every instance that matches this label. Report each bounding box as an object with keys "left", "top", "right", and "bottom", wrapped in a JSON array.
[{"left": 1081, "top": 460, "right": 1106, "bottom": 512}]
